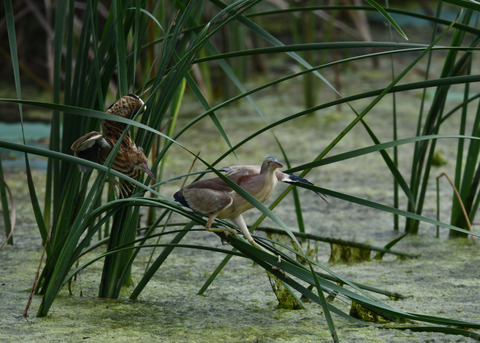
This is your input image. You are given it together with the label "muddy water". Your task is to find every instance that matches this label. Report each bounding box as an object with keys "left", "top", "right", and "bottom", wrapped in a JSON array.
[{"left": 1, "top": 58, "right": 480, "bottom": 342}]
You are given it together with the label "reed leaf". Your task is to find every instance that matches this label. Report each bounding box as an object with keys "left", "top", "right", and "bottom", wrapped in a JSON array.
[
  {"left": 0, "top": 159, "right": 14, "bottom": 246},
  {"left": 3, "top": 2, "right": 480, "bottom": 339}
]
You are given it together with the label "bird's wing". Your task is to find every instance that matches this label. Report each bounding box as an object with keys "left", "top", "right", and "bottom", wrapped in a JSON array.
[
  {"left": 71, "top": 131, "right": 109, "bottom": 153},
  {"left": 220, "top": 165, "right": 261, "bottom": 176},
  {"left": 71, "top": 131, "right": 110, "bottom": 172},
  {"left": 176, "top": 179, "right": 234, "bottom": 215}
]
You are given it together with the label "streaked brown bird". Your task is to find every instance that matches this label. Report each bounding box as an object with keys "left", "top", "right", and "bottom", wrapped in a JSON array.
[
  {"left": 71, "top": 94, "right": 155, "bottom": 196},
  {"left": 174, "top": 157, "right": 317, "bottom": 253}
]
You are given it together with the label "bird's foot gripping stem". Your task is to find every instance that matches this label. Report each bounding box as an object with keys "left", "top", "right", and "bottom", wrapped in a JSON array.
[
  {"left": 206, "top": 227, "right": 238, "bottom": 244},
  {"left": 249, "top": 238, "right": 283, "bottom": 270}
]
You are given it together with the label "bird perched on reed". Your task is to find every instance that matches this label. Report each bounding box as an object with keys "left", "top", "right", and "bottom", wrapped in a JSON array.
[
  {"left": 174, "top": 157, "right": 317, "bottom": 253},
  {"left": 71, "top": 94, "right": 154, "bottom": 196}
]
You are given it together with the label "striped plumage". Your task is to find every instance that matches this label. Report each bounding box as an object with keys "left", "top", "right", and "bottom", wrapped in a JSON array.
[
  {"left": 96, "top": 136, "right": 150, "bottom": 181},
  {"left": 71, "top": 94, "right": 154, "bottom": 195},
  {"left": 103, "top": 94, "right": 146, "bottom": 144}
]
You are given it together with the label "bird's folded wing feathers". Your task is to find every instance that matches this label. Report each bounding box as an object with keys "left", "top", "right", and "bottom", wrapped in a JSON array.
[
  {"left": 220, "top": 165, "right": 260, "bottom": 176},
  {"left": 176, "top": 187, "right": 233, "bottom": 214},
  {"left": 71, "top": 131, "right": 111, "bottom": 172},
  {"left": 71, "top": 131, "right": 110, "bottom": 152},
  {"left": 185, "top": 178, "right": 233, "bottom": 192}
]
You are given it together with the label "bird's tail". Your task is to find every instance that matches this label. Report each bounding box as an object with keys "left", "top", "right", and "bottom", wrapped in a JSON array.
[
  {"left": 174, "top": 191, "right": 190, "bottom": 208},
  {"left": 283, "top": 174, "right": 313, "bottom": 185},
  {"left": 283, "top": 174, "right": 327, "bottom": 202}
]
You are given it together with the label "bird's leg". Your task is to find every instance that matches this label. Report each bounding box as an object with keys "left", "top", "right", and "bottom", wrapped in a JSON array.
[
  {"left": 232, "top": 215, "right": 277, "bottom": 257},
  {"left": 109, "top": 178, "right": 132, "bottom": 198},
  {"left": 205, "top": 214, "right": 238, "bottom": 238},
  {"left": 119, "top": 180, "right": 133, "bottom": 197},
  {"left": 107, "top": 178, "right": 123, "bottom": 199}
]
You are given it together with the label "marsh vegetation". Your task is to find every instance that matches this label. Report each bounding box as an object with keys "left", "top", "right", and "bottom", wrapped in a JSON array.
[{"left": 1, "top": 1, "right": 480, "bottom": 341}]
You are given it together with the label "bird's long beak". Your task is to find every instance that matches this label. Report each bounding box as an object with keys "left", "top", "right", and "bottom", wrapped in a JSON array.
[
  {"left": 141, "top": 162, "right": 156, "bottom": 181},
  {"left": 272, "top": 160, "right": 283, "bottom": 168},
  {"left": 270, "top": 157, "right": 283, "bottom": 169}
]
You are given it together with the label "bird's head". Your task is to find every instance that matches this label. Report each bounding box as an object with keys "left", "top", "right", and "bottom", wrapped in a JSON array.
[
  {"left": 130, "top": 148, "right": 155, "bottom": 181},
  {"left": 261, "top": 156, "right": 283, "bottom": 173},
  {"left": 107, "top": 94, "right": 146, "bottom": 119}
]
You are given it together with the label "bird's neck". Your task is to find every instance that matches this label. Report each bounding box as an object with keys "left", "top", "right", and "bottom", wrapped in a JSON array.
[{"left": 255, "top": 169, "right": 278, "bottom": 203}]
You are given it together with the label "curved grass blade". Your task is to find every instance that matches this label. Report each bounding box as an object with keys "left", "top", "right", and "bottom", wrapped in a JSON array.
[
  {"left": 0, "top": 98, "right": 176, "bottom": 144},
  {"left": 228, "top": 235, "right": 480, "bottom": 331},
  {"left": 299, "top": 12, "right": 459, "bottom": 186},
  {"left": 113, "top": 0, "right": 128, "bottom": 95},
  {"left": 130, "top": 221, "right": 195, "bottom": 300},
  {"left": 300, "top": 184, "right": 479, "bottom": 239},
  {"left": 286, "top": 134, "right": 480, "bottom": 173},
  {"left": 258, "top": 227, "right": 417, "bottom": 259},
  {"left": 310, "top": 261, "right": 338, "bottom": 342},
  {"left": 365, "top": 0, "right": 407, "bottom": 40},
  {"left": 67, "top": 241, "right": 244, "bottom": 291},
  {"left": 197, "top": 252, "right": 235, "bottom": 295},
  {"left": 4, "top": 0, "right": 48, "bottom": 247}
]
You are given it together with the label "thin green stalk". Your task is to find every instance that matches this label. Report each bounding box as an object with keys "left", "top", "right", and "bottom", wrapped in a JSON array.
[
  {"left": 406, "top": 9, "right": 473, "bottom": 233},
  {"left": 303, "top": 0, "right": 316, "bottom": 110},
  {"left": 451, "top": 97, "right": 480, "bottom": 236},
  {"left": 130, "top": 221, "right": 194, "bottom": 300},
  {"left": 385, "top": 0, "right": 399, "bottom": 231},
  {"left": 197, "top": 252, "right": 235, "bottom": 296},
  {"left": 437, "top": 176, "right": 441, "bottom": 238},
  {"left": 3, "top": 0, "right": 21, "bottom": 246},
  {"left": 0, "top": 159, "right": 13, "bottom": 245}
]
